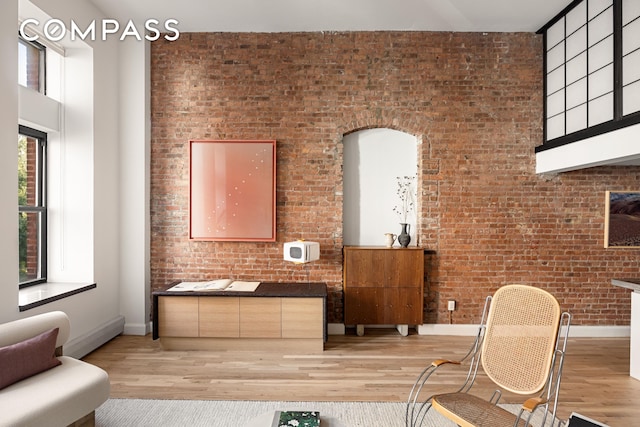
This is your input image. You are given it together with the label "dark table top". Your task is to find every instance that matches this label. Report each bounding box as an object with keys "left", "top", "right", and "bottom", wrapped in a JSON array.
[{"left": 153, "top": 281, "right": 327, "bottom": 298}]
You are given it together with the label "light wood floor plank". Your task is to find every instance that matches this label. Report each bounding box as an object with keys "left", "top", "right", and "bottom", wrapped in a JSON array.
[{"left": 83, "top": 330, "right": 640, "bottom": 426}]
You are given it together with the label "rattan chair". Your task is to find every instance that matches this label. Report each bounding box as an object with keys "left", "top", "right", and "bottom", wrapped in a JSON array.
[{"left": 406, "top": 284, "right": 571, "bottom": 427}]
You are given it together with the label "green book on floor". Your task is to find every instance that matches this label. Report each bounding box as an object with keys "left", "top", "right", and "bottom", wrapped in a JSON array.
[{"left": 272, "top": 410, "right": 320, "bottom": 427}]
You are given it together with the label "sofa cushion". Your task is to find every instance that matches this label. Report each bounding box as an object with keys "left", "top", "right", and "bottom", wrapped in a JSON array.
[
  {"left": 0, "top": 356, "right": 110, "bottom": 426},
  {"left": 0, "top": 327, "right": 61, "bottom": 390}
]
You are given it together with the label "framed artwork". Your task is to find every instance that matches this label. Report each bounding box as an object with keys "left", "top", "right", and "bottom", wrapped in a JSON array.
[
  {"left": 189, "top": 139, "right": 276, "bottom": 241},
  {"left": 604, "top": 191, "right": 640, "bottom": 248}
]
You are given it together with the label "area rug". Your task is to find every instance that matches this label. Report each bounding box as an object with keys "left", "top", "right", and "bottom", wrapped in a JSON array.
[
  {"left": 96, "top": 400, "right": 404, "bottom": 427},
  {"left": 95, "top": 399, "right": 560, "bottom": 427}
]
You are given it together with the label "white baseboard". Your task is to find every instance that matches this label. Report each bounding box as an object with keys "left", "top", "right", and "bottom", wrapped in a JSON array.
[
  {"left": 418, "top": 324, "right": 631, "bottom": 338},
  {"left": 417, "top": 324, "right": 480, "bottom": 336},
  {"left": 65, "top": 315, "right": 125, "bottom": 359},
  {"left": 330, "top": 323, "right": 631, "bottom": 338},
  {"left": 566, "top": 325, "right": 630, "bottom": 338},
  {"left": 124, "top": 321, "right": 152, "bottom": 336},
  {"left": 328, "top": 323, "right": 345, "bottom": 335}
]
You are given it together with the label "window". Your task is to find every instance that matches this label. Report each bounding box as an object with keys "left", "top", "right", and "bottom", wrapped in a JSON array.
[
  {"left": 18, "top": 36, "right": 46, "bottom": 93},
  {"left": 538, "top": 0, "right": 640, "bottom": 150},
  {"left": 19, "top": 126, "right": 47, "bottom": 287},
  {"left": 621, "top": 0, "right": 640, "bottom": 115},
  {"left": 16, "top": 13, "right": 98, "bottom": 310}
]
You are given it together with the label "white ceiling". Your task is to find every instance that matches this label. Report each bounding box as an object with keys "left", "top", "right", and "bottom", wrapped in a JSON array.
[
  {"left": 87, "top": 0, "right": 568, "bottom": 33},
  {"left": 84, "top": 0, "right": 640, "bottom": 171}
]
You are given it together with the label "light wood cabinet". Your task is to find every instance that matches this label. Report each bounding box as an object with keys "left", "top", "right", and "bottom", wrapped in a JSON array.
[
  {"left": 158, "top": 296, "right": 199, "bottom": 337},
  {"left": 343, "top": 247, "right": 424, "bottom": 334},
  {"left": 282, "top": 298, "right": 324, "bottom": 339},
  {"left": 240, "top": 298, "right": 281, "bottom": 338},
  {"left": 199, "top": 297, "right": 239, "bottom": 338},
  {"left": 154, "top": 283, "right": 327, "bottom": 352}
]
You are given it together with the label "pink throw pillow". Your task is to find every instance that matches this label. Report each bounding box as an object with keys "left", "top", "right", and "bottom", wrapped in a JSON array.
[{"left": 0, "top": 327, "right": 62, "bottom": 390}]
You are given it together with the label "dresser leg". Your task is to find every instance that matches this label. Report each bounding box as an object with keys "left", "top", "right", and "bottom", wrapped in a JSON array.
[
  {"left": 396, "top": 324, "right": 409, "bottom": 336},
  {"left": 356, "top": 324, "right": 364, "bottom": 336}
]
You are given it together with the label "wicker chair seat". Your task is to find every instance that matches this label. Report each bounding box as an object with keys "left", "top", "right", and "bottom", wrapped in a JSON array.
[{"left": 432, "top": 393, "right": 528, "bottom": 427}]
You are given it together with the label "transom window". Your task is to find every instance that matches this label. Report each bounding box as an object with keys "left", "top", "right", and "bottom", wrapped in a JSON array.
[{"left": 18, "top": 36, "right": 46, "bottom": 94}]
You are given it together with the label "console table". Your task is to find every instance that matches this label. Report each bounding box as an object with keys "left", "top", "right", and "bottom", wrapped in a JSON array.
[
  {"left": 152, "top": 282, "right": 327, "bottom": 352},
  {"left": 612, "top": 278, "right": 640, "bottom": 380}
]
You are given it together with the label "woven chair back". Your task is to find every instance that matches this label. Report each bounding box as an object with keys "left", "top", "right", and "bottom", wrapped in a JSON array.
[{"left": 481, "top": 284, "right": 561, "bottom": 395}]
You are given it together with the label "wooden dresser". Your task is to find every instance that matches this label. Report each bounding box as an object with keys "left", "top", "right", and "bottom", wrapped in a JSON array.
[
  {"left": 343, "top": 246, "right": 424, "bottom": 336},
  {"left": 153, "top": 282, "right": 327, "bottom": 352}
]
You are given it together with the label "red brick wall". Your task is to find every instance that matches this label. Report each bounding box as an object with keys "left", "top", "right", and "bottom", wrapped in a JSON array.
[
  {"left": 150, "top": 31, "right": 639, "bottom": 326},
  {"left": 25, "top": 137, "right": 38, "bottom": 279}
]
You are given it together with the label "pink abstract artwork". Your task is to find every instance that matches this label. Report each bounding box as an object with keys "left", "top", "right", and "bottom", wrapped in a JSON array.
[{"left": 190, "top": 140, "right": 276, "bottom": 241}]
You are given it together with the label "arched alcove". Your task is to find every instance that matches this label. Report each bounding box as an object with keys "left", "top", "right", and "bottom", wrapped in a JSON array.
[{"left": 343, "top": 128, "right": 418, "bottom": 246}]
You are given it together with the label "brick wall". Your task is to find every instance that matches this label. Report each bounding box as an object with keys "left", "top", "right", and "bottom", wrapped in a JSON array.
[{"left": 150, "top": 31, "right": 639, "bottom": 326}]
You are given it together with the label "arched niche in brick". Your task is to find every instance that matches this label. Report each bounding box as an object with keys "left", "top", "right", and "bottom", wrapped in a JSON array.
[{"left": 343, "top": 128, "right": 418, "bottom": 246}]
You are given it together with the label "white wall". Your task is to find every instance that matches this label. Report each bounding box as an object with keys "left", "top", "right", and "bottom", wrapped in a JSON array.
[
  {"left": 0, "top": 0, "right": 123, "bottom": 352},
  {"left": 118, "top": 37, "right": 151, "bottom": 335},
  {"left": 0, "top": 0, "right": 20, "bottom": 319},
  {"left": 47, "top": 41, "right": 95, "bottom": 283},
  {"left": 18, "top": 85, "right": 60, "bottom": 131},
  {"left": 343, "top": 128, "right": 418, "bottom": 246}
]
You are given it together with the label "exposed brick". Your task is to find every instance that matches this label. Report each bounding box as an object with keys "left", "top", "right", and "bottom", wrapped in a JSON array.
[{"left": 150, "top": 31, "right": 638, "bottom": 326}]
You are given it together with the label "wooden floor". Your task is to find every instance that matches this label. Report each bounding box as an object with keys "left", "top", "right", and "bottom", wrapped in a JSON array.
[{"left": 83, "top": 329, "right": 640, "bottom": 426}]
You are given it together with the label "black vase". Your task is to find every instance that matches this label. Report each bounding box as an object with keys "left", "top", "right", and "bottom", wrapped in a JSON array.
[{"left": 398, "top": 223, "right": 411, "bottom": 248}]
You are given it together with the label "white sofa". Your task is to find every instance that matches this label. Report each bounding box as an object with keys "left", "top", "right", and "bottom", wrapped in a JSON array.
[{"left": 0, "top": 311, "right": 110, "bottom": 427}]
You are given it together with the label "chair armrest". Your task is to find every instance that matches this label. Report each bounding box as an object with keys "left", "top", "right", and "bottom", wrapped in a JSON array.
[
  {"left": 431, "top": 359, "right": 462, "bottom": 367},
  {"left": 522, "top": 397, "right": 548, "bottom": 412}
]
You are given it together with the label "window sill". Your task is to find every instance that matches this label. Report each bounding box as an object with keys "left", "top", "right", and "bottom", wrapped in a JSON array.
[{"left": 19, "top": 282, "right": 96, "bottom": 312}]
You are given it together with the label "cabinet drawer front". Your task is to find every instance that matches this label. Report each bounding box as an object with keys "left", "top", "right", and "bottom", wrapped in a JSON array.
[
  {"left": 384, "top": 250, "right": 424, "bottom": 287},
  {"left": 344, "top": 288, "right": 383, "bottom": 324},
  {"left": 199, "top": 297, "right": 240, "bottom": 338},
  {"left": 240, "top": 298, "right": 281, "bottom": 338},
  {"left": 281, "top": 298, "right": 324, "bottom": 338},
  {"left": 344, "top": 248, "right": 424, "bottom": 288},
  {"left": 158, "top": 296, "right": 199, "bottom": 337},
  {"left": 344, "top": 249, "right": 387, "bottom": 287},
  {"left": 383, "top": 288, "right": 423, "bottom": 324}
]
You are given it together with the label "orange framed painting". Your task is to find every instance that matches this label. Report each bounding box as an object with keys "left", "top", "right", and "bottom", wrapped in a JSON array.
[
  {"left": 604, "top": 191, "right": 640, "bottom": 248},
  {"left": 189, "top": 139, "right": 276, "bottom": 241}
]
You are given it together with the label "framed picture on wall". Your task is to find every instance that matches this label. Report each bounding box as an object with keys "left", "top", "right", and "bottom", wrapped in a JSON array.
[
  {"left": 189, "top": 139, "right": 276, "bottom": 241},
  {"left": 604, "top": 191, "right": 640, "bottom": 248}
]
